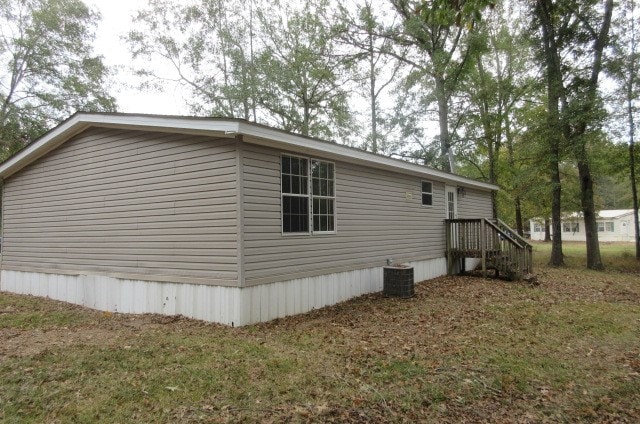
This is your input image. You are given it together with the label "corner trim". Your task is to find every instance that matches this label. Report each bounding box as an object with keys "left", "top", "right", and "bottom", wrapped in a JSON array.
[{"left": 236, "top": 135, "right": 245, "bottom": 287}]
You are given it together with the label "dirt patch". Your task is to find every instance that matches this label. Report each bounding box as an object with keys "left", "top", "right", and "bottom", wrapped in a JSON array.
[{"left": 0, "top": 326, "right": 122, "bottom": 358}]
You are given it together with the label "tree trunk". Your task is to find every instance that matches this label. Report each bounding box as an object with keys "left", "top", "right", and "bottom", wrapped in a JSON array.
[
  {"left": 505, "top": 113, "right": 523, "bottom": 235},
  {"left": 369, "top": 30, "right": 378, "bottom": 154},
  {"left": 549, "top": 156, "right": 564, "bottom": 265},
  {"left": 544, "top": 218, "right": 551, "bottom": 242},
  {"left": 249, "top": 0, "right": 257, "bottom": 121},
  {"left": 476, "top": 57, "right": 499, "bottom": 218},
  {"left": 536, "top": 0, "right": 564, "bottom": 266},
  {"left": 435, "top": 77, "right": 451, "bottom": 172},
  {"left": 302, "top": 104, "right": 310, "bottom": 136},
  {"left": 577, "top": 158, "right": 604, "bottom": 269},
  {"left": 626, "top": 0, "right": 640, "bottom": 260},
  {"left": 571, "top": 0, "right": 612, "bottom": 270},
  {"left": 629, "top": 95, "right": 640, "bottom": 260},
  {"left": 514, "top": 195, "right": 523, "bottom": 236},
  {"left": 488, "top": 136, "right": 497, "bottom": 219}
]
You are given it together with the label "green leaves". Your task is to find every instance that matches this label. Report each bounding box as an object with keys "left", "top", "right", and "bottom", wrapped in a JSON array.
[
  {"left": 413, "top": 0, "right": 494, "bottom": 28},
  {"left": 0, "top": 0, "right": 116, "bottom": 159},
  {"left": 255, "top": 2, "right": 353, "bottom": 138},
  {"left": 127, "top": 0, "right": 353, "bottom": 140}
]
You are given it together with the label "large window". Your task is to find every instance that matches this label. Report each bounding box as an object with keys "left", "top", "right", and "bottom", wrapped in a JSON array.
[
  {"left": 563, "top": 222, "right": 579, "bottom": 233},
  {"left": 281, "top": 154, "right": 335, "bottom": 234},
  {"left": 421, "top": 181, "right": 433, "bottom": 206}
]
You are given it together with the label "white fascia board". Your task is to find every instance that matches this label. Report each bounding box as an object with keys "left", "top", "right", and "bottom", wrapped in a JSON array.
[
  {"left": 0, "top": 114, "right": 87, "bottom": 178},
  {"left": 80, "top": 113, "right": 241, "bottom": 135},
  {"left": 237, "top": 122, "right": 498, "bottom": 191},
  {"left": 0, "top": 113, "right": 242, "bottom": 179}
]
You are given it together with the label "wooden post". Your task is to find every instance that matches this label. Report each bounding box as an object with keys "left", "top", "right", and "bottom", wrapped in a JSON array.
[{"left": 480, "top": 219, "right": 487, "bottom": 277}]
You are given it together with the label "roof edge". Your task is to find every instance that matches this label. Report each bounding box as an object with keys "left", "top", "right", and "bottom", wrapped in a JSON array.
[{"left": 0, "top": 112, "right": 499, "bottom": 191}]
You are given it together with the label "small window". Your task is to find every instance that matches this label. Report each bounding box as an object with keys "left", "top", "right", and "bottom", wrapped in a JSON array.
[
  {"left": 598, "top": 222, "right": 614, "bottom": 232},
  {"left": 563, "top": 222, "right": 579, "bottom": 233},
  {"left": 421, "top": 181, "right": 433, "bottom": 206},
  {"left": 533, "top": 223, "right": 543, "bottom": 233}
]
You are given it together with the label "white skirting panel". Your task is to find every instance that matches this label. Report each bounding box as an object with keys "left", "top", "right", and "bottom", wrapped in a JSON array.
[
  {"left": 0, "top": 270, "right": 241, "bottom": 326},
  {"left": 0, "top": 257, "right": 447, "bottom": 326},
  {"left": 408, "top": 257, "right": 447, "bottom": 282},
  {"left": 465, "top": 258, "right": 481, "bottom": 271}
]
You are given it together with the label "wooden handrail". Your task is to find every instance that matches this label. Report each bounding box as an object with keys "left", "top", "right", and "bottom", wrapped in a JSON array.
[
  {"left": 483, "top": 219, "right": 524, "bottom": 249},
  {"left": 493, "top": 218, "right": 533, "bottom": 248}
]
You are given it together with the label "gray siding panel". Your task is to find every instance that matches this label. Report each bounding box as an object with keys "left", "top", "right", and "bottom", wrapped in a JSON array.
[
  {"left": 1, "top": 128, "right": 239, "bottom": 285},
  {"left": 242, "top": 145, "right": 458, "bottom": 284},
  {"left": 457, "top": 188, "right": 493, "bottom": 218}
]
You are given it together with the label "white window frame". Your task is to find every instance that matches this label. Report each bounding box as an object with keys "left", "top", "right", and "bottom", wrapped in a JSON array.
[
  {"left": 280, "top": 153, "right": 310, "bottom": 235},
  {"left": 533, "top": 223, "right": 543, "bottom": 233},
  {"left": 445, "top": 185, "right": 458, "bottom": 219},
  {"left": 310, "top": 158, "right": 336, "bottom": 235},
  {"left": 563, "top": 222, "right": 579, "bottom": 233},
  {"left": 598, "top": 221, "right": 614, "bottom": 232},
  {"left": 280, "top": 153, "right": 336, "bottom": 236},
  {"left": 421, "top": 180, "right": 433, "bottom": 207}
]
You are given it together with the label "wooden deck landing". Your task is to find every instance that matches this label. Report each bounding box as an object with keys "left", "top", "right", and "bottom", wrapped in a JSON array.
[{"left": 445, "top": 218, "right": 533, "bottom": 280}]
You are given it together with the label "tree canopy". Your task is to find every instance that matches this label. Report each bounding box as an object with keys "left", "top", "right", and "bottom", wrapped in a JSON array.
[{"left": 0, "top": 0, "right": 116, "bottom": 159}]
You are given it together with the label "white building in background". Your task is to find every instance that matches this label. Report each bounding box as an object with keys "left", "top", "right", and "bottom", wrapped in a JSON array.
[{"left": 530, "top": 209, "right": 639, "bottom": 242}]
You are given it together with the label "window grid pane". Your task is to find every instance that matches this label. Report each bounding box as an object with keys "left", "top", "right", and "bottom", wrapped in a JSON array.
[
  {"left": 282, "top": 156, "right": 308, "bottom": 195},
  {"left": 311, "top": 159, "right": 335, "bottom": 233},
  {"left": 422, "top": 181, "right": 433, "bottom": 206},
  {"left": 282, "top": 155, "right": 310, "bottom": 233},
  {"left": 282, "top": 195, "right": 309, "bottom": 233},
  {"left": 447, "top": 191, "right": 454, "bottom": 219}
]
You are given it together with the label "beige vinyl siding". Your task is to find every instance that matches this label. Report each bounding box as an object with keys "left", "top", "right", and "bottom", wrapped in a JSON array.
[
  {"left": 1, "top": 128, "right": 239, "bottom": 285},
  {"left": 242, "top": 145, "right": 451, "bottom": 285},
  {"left": 457, "top": 187, "right": 492, "bottom": 218}
]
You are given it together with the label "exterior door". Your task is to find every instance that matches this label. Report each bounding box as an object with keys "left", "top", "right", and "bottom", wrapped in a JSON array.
[{"left": 445, "top": 185, "right": 458, "bottom": 219}]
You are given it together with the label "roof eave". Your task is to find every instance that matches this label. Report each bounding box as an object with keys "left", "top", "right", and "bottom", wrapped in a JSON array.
[
  {"left": 0, "top": 113, "right": 242, "bottom": 179},
  {"left": 0, "top": 113, "right": 498, "bottom": 191},
  {"left": 237, "top": 122, "right": 498, "bottom": 191}
]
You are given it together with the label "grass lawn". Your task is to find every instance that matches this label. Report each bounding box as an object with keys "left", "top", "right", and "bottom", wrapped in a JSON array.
[
  {"left": 1, "top": 246, "right": 639, "bottom": 423},
  {"left": 532, "top": 241, "right": 638, "bottom": 270}
]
